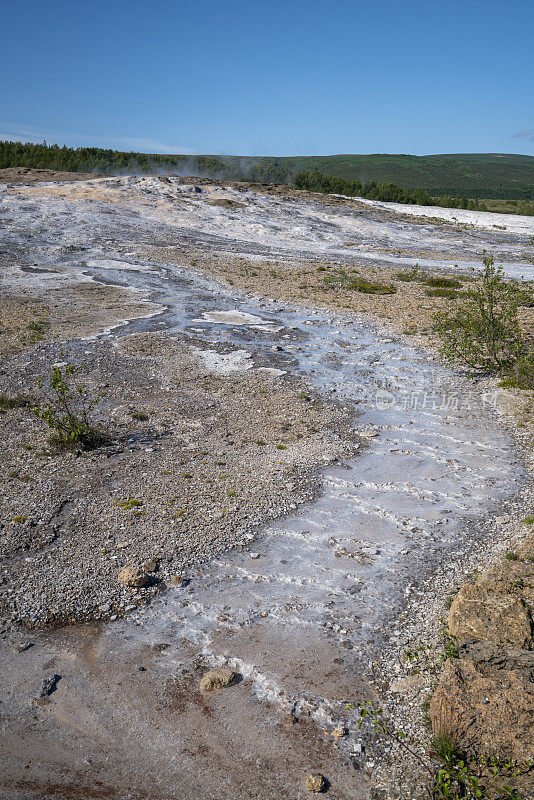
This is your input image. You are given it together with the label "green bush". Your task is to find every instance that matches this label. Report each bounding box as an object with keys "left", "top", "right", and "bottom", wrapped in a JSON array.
[
  {"left": 33, "top": 364, "right": 106, "bottom": 449},
  {"left": 433, "top": 256, "right": 525, "bottom": 372}
]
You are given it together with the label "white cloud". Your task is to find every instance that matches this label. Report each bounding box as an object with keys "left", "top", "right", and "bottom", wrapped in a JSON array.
[
  {"left": 513, "top": 129, "right": 534, "bottom": 143},
  {"left": 0, "top": 122, "right": 196, "bottom": 154}
]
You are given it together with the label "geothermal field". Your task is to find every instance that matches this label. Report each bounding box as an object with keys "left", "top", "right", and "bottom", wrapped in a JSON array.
[{"left": 1, "top": 173, "right": 533, "bottom": 799}]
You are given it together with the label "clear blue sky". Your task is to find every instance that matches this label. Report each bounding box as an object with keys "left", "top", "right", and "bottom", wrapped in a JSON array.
[{"left": 1, "top": 0, "right": 533, "bottom": 157}]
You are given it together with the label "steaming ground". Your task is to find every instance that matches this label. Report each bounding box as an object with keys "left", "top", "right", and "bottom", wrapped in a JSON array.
[{"left": 0, "top": 173, "right": 532, "bottom": 800}]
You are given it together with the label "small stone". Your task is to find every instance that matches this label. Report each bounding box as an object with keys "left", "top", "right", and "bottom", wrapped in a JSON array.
[
  {"left": 13, "top": 641, "right": 33, "bottom": 653},
  {"left": 117, "top": 564, "right": 151, "bottom": 588},
  {"left": 141, "top": 558, "right": 160, "bottom": 573},
  {"left": 332, "top": 725, "right": 346, "bottom": 739},
  {"left": 33, "top": 673, "right": 61, "bottom": 704},
  {"left": 169, "top": 575, "right": 188, "bottom": 587},
  {"left": 306, "top": 773, "right": 326, "bottom": 793},
  {"left": 249, "top": 552, "right": 260, "bottom": 559},
  {"left": 199, "top": 667, "right": 236, "bottom": 691}
]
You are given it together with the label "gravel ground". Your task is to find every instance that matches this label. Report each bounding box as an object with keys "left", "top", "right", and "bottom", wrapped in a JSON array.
[{"left": 0, "top": 329, "right": 358, "bottom": 631}]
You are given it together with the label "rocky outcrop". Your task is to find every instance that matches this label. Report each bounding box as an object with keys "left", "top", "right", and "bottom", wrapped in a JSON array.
[
  {"left": 447, "top": 584, "right": 532, "bottom": 648},
  {"left": 430, "top": 538, "right": 534, "bottom": 783},
  {"left": 430, "top": 654, "right": 534, "bottom": 761}
]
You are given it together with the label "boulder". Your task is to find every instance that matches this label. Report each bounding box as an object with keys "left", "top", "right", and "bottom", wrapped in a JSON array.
[
  {"left": 117, "top": 564, "right": 151, "bottom": 588},
  {"left": 199, "top": 667, "right": 236, "bottom": 691}
]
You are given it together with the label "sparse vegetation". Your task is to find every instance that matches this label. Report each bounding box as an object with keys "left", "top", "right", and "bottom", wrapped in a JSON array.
[
  {"left": 131, "top": 410, "right": 149, "bottom": 421},
  {"left": 423, "top": 277, "right": 463, "bottom": 289},
  {"left": 323, "top": 269, "right": 396, "bottom": 295},
  {"left": 117, "top": 498, "right": 143, "bottom": 511},
  {"left": 0, "top": 394, "right": 33, "bottom": 412},
  {"left": 426, "top": 288, "right": 461, "bottom": 300},
  {"left": 499, "top": 355, "right": 534, "bottom": 390}
]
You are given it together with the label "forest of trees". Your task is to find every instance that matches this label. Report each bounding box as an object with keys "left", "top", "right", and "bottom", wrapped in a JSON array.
[{"left": 0, "top": 141, "right": 290, "bottom": 183}]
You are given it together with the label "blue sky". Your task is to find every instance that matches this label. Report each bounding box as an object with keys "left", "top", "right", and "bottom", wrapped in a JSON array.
[{"left": 1, "top": 0, "right": 533, "bottom": 157}]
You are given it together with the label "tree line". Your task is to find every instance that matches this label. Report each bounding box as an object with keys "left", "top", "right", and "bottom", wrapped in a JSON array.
[{"left": 293, "top": 170, "right": 490, "bottom": 211}]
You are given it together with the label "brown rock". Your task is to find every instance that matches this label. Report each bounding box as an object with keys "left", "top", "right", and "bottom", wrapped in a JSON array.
[
  {"left": 306, "top": 773, "right": 326, "bottom": 793},
  {"left": 169, "top": 575, "right": 188, "bottom": 587},
  {"left": 199, "top": 667, "right": 236, "bottom": 692},
  {"left": 141, "top": 558, "right": 159, "bottom": 573},
  {"left": 117, "top": 564, "right": 151, "bottom": 588},
  {"left": 430, "top": 657, "right": 534, "bottom": 761},
  {"left": 448, "top": 584, "right": 532, "bottom": 648}
]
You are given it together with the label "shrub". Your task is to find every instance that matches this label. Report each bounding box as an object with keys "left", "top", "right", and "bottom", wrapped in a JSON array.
[
  {"left": 32, "top": 364, "right": 106, "bottom": 449},
  {"left": 433, "top": 256, "right": 525, "bottom": 372}
]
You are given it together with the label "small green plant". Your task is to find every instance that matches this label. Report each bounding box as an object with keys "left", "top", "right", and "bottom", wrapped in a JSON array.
[
  {"left": 32, "top": 365, "right": 106, "bottom": 449},
  {"left": 431, "top": 731, "right": 464, "bottom": 767},
  {"left": 117, "top": 498, "right": 143, "bottom": 511},
  {"left": 433, "top": 256, "right": 525, "bottom": 373},
  {"left": 347, "top": 700, "right": 529, "bottom": 799},
  {"left": 439, "top": 623, "right": 460, "bottom": 662},
  {"left": 505, "top": 551, "right": 519, "bottom": 561},
  {"left": 131, "top": 410, "right": 149, "bottom": 421},
  {"left": 523, "top": 516, "right": 534, "bottom": 525},
  {"left": 26, "top": 316, "right": 50, "bottom": 343}
]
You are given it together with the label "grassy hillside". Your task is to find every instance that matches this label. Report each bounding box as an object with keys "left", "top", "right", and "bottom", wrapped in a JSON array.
[
  {"left": 1, "top": 141, "right": 533, "bottom": 201},
  {"left": 232, "top": 153, "right": 534, "bottom": 200}
]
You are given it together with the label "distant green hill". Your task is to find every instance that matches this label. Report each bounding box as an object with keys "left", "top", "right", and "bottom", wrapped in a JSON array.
[
  {"left": 1, "top": 141, "right": 533, "bottom": 201},
  {"left": 259, "top": 153, "right": 534, "bottom": 200}
]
